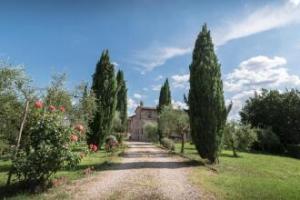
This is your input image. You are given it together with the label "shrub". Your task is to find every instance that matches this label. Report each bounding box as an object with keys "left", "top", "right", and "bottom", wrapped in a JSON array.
[
  {"left": 12, "top": 102, "right": 81, "bottom": 189},
  {"left": 143, "top": 122, "right": 159, "bottom": 142},
  {"left": 255, "top": 128, "right": 283, "bottom": 153},
  {"left": 286, "top": 144, "right": 300, "bottom": 159},
  {"left": 161, "top": 137, "right": 175, "bottom": 151},
  {"left": 104, "top": 135, "right": 118, "bottom": 153}
]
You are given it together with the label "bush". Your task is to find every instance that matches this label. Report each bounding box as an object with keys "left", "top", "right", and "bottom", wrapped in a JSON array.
[
  {"left": 143, "top": 122, "right": 159, "bottom": 142},
  {"left": 254, "top": 128, "right": 283, "bottom": 153},
  {"left": 286, "top": 144, "right": 300, "bottom": 158},
  {"left": 104, "top": 135, "right": 118, "bottom": 153},
  {"left": 12, "top": 103, "right": 82, "bottom": 189},
  {"left": 161, "top": 137, "right": 175, "bottom": 151}
]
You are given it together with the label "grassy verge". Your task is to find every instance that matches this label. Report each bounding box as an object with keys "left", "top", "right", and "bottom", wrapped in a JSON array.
[
  {"left": 0, "top": 145, "right": 126, "bottom": 200},
  {"left": 175, "top": 143, "right": 300, "bottom": 200}
]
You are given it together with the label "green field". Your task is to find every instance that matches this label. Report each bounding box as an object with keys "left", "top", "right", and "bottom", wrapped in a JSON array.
[
  {"left": 175, "top": 143, "right": 300, "bottom": 200},
  {"left": 0, "top": 147, "right": 123, "bottom": 200}
]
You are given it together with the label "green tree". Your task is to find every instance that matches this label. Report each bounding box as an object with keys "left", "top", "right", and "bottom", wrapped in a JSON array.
[
  {"left": 188, "top": 24, "right": 228, "bottom": 163},
  {"left": 143, "top": 122, "right": 159, "bottom": 142},
  {"left": 45, "top": 73, "right": 72, "bottom": 114},
  {"left": 157, "top": 78, "right": 171, "bottom": 143},
  {"left": 116, "top": 70, "right": 127, "bottom": 132},
  {"left": 88, "top": 50, "right": 117, "bottom": 147},
  {"left": 159, "top": 106, "right": 189, "bottom": 153}
]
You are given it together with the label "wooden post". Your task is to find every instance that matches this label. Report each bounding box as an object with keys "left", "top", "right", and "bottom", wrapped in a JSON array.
[{"left": 6, "top": 100, "right": 30, "bottom": 186}]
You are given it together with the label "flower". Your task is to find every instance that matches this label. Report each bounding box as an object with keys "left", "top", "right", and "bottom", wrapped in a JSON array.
[
  {"left": 89, "top": 144, "right": 98, "bottom": 152},
  {"left": 34, "top": 100, "right": 43, "bottom": 109},
  {"left": 49, "top": 105, "right": 56, "bottom": 112},
  {"left": 75, "top": 124, "right": 84, "bottom": 132},
  {"left": 59, "top": 106, "right": 65, "bottom": 112},
  {"left": 70, "top": 134, "right": 78, "bottom": 142}
]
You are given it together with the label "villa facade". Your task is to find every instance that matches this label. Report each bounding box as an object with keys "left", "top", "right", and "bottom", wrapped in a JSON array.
[{"left": 128, "top": 105, "right": 158, "bottom": 141}]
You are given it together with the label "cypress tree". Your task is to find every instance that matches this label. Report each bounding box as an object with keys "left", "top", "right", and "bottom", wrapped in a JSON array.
[
  {"left": 116, "top": 70, "right": 128, "bottom": 131},
  {"left": 88, "top": 50, "right": 117, "bottom": 147},
  {"left": 157, "top": 79, "right": 171, "bottom": 112},
  {"left": 188, "top": 24, "right": 227, "bottom": 163},
  {"left": 157, "top": 78, "right": 171, "bottom": 142}
]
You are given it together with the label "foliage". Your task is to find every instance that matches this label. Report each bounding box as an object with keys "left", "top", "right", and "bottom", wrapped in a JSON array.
[
  {"left": 12, "top": 103, "right": 82, "bottom": 188},
  {"left": 45, "top": 73, "right": 72, "bottom": 115},
  {"left": 223, "top": 122, "right": 257, "bottom": 156},
  {"left": 254, "top": 127, "right": 283, "bottom": 154},
  {"left": 116, "top": 70, "right": 128, "bottom": 132},
  {"left": 240, "top": 89, "right": 300, "bottom": 151},
  {"left": 143, "top": 122, "right": 158, "bottom": 142},
  {"left": 88, "top": 50, "right": 117, "bottom": 147},
  {"left": 157, "top": 79, "right": 171, "bottom": 143},
  {"left": 161, "top": 137, "right": 175, "bottom": 151},
  {"left": 188, "top": 24, "right": 227, "bottom": 163},
  {"left": 0, "top": 65, "right": 31, "bottom": 155},
  {"left": 159, "top": 106, "right": 189, "bottom": 153},
  {"left": 286, "top": 144, "right": 300, "bottom": 158},
  {"left": 104, "top": 135, "right": 118, "bottom": 153}
]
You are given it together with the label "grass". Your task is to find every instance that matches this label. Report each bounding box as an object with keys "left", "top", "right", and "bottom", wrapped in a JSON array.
[
  {"left": 0, "top": 145, "right": 125, "bottom": 200},
  {"left": 175, "top": 143, "right": 300, "bottom": 200}
]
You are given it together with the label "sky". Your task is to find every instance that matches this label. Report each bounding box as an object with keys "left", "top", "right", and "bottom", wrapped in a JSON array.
[{"left": 0, "top": 0, "right": 300, "bottom": 118}]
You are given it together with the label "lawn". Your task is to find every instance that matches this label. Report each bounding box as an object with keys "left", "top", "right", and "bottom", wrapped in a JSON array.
[
  {"left": 175, "top": 143, "right": 300, "bottom": 200},
  {"left": 0, "top": 145, "right": 124, "bottom": 200}
]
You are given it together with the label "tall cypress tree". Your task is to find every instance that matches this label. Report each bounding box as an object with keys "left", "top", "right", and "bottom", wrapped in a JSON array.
[
  {"left": 188, "top": 24, "right": 227, "bottom": 163},
  {"left": 116, "top": 70, "right": 128, "bottom": 131},
  {"left": 157, "top": 78, "right": 171, "bottom": 142},
  {"left": 88, "top": 50, "right": 117, "bottom": 147},
  {"left": 157, "top": 79, "right": 171, "bottom": 112}
]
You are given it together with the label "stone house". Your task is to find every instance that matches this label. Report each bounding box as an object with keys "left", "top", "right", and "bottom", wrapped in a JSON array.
[{"left": 128, "top": 105, "right": 158, "bottom": 141}]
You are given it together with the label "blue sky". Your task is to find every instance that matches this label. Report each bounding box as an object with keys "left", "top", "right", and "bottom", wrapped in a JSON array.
[{"left": 1, "top": 0, "right": 300, "bottom": 118}]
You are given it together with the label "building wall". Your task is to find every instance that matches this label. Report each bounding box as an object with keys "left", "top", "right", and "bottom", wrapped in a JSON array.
[{"left": 128, "top": 106, "right": 158, "bottom": 141}]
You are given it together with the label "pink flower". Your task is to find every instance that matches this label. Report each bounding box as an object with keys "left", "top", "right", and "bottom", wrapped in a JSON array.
[
  {"left": 75, "top": 124, "right": 84, "bottom": 132},
  {"left": 89, "top": 144, "right": 98, "bottom": 152},
  {"left": 70, "top": 134, "right": 78, "bottom": 142},
  {"left": 49, "top": 105, "right": 56, "bottom": 112},
  {"left": 34, "top": 100, "right": 43, "bottom": 109},
  {"left": 59, "top": 106, "right": 65, "bottom": 112}
]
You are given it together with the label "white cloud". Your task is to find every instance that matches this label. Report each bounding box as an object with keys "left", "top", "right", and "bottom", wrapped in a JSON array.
[
  {"left": 172, "top": 100, "right": 188, "bottom": 110},
  {"left": 151, "top": 84, "right": 161, "bottom": 91},
  {"left": 214, "top": 1, "right": 300, "bottom": 46},
  {"left": 133, "top": 93, "right": 142, "bottom": 99},
  {"left": 128, "top": 98, "right": 138, "bottom": 115},
  {"left": 142, "top": 87, "right": 149, "bottom": 91},
  {"left": 225, "top": 55, "right": 300, "bottom": 119},
  {"left": 224, "top": 56, "right": 300, "bottom": 92},
  {"left": 171, "top": 74, "right": 189, "bottom": 89},
  {"left": 133, "top": 47, "right": 192, "bottom": 73},
  {"left": 112, "top": 62, "right": 119, "bottom": 67}
]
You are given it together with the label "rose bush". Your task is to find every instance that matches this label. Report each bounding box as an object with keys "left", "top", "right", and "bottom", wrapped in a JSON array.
[
  {"left": 12, "top": 101, "right": 82, "bottom": 189},
  {"left": 104, "top": 135, "right": 118, "bottom": 153}
]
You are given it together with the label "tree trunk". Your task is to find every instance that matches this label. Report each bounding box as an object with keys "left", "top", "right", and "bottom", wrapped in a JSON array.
[{"left": 181, "top": 133, "right": 185, "bottom": 153}]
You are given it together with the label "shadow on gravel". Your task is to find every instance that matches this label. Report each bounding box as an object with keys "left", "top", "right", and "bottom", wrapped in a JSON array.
[
  {"left": 121, "top": 152, "right": 172, "bottom": 158},
  {"left": 77, "top": 160, "right": 203, "bottom": 171}
]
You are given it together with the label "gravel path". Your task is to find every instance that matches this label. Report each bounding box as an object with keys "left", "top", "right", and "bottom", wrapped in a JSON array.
[{"left": 64, "top": 142, "right": 214, "bottom": 200}]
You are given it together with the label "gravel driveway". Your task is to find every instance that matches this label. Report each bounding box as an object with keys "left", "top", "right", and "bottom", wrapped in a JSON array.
[{"left": 63, "top": 141, "right": 214, "bottom": 200}]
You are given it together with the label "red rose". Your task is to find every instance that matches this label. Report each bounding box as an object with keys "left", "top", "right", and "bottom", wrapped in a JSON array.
[
  {"left": 34, "top": 100, "right": 43, "bottom": 109},
  {"left": 75, "top": 124, "right": 84, "bottom": 132},
  {"left": 89, "top": 144, "right": 98, "bottom": 152},
  {"left": 70, "top": 134, "right": 78, "bottom": 142},
  {"left": 49, "top": 105, "right": 56, "bottom": 112},
  {"left": 59, "top": 106, "right": 65, "bottom": 112}
]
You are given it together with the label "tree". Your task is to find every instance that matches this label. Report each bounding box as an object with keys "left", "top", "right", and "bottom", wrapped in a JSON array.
[
  {"left": 143, "top": 122, "right": 159, "bottom": 142},
  {"left": 240, "top": 89, "right": 300, "bottom": 150},
  {"left": 157, "top": 79, "right": 171, "bottom": 143},
  {"left": 45, "top": 73, "right": 72, "bottom": 114},
  {"left": 159, "top": 106, "right": 189, "bottom": 153},
  {"left": 188, "top": 24, "right": 228, "bottom": 163},
  {"left": 88, "top": 50, "right": 117, "bottom": 147},
  {"left": 116, "top": 70, "right": 127, "bottom": 132}
]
